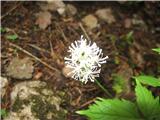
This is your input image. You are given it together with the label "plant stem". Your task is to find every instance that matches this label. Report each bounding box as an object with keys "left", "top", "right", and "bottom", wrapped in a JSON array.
[{"left": 95, "top": 79, "right": 112, "bottom": 97}]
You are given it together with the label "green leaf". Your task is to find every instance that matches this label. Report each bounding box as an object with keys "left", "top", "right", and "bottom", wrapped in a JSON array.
[
  {"left": 112, "top": 74, "right": 126, "bottom": 94},
  {"left": 0, "top": 109, "right": 7, "bottom": 117},
  {"left": 135, "top": 80, "right": 160, "bottom": 120},
  {"left": 77, "top": 98, "right": 141, "bottom": 120},
  {"left": 134, "top": 75, "right": 160, "bottom": 87},
  {"left": 6, "top": 34, "right": 18, "bottom": 41},
  {"left": 0, "top": 27, "right": 6, "bottom": 33},
  {"left": 126, "top": 31, "right": 133, "bottom": 41},
  {"left": 152, "top": 48, "right": 160, "bottom": 54},
  {"left": 122, "top": 31, "right": 134, "bottom": 44}
]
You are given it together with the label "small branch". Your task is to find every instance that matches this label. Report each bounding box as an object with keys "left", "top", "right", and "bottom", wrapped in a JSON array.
[
  {"left": 9, "top": 42, "right": 61, "bottom": 74},
  {"left": 28, "top": 44, "right": 50, "bottom": 54},
  {"left": 49, "top": 40, "right": 55, "bottom": 57},
  {"left": 57, "top": 24, "right": 68, "bottom": 43},
  {"left": 79, "top": 98, "right": 96, "bottom": 108},
  {"left": 79, "top": 22, "right": 91, "bottom": 40},
  {"left": 95, "top": 79, "right": 112, "bottom": 97},
  {"left": 1, "top": 2, "right": 21, "bottom": 20}
]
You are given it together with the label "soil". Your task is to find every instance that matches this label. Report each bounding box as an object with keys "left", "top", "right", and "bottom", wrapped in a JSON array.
[{"left": 1, "top": 1, "right": 160, "bottom": 120}]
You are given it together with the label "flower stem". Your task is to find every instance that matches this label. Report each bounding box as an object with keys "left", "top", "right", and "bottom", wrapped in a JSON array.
[{"left": 95, "top": 79, "right": 112, "bottom": 97}]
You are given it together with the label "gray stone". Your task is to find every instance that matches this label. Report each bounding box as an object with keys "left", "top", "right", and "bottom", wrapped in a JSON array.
[
  {"left": 4, "top": 81, "right": 66, "bottom": 120},
  {"left": 0, "top": 76, "right": 8, "bottom": 97}
]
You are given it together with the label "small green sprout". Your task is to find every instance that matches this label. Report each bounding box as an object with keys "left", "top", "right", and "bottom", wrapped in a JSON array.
[
  {"left": 152, "top": 48, "right": 160, "bottom": 54},
  {"left": 6, "top": 34, "right": 18, "bottom": 41}
]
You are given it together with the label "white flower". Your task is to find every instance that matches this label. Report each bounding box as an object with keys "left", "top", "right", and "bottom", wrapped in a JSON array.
[{"left": 64, "top": 35, "right": 108, "bottom": 84}]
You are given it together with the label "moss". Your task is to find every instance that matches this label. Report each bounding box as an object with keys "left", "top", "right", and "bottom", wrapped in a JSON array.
[
  {"left": 31, "top": 95, "right": 55, "bottom": 120},
  {"left": 31, "top": 95, "right": 66, "bottom": 120},
  {"left": 12, "top": 97, "right": 29, "bottom": 112}
]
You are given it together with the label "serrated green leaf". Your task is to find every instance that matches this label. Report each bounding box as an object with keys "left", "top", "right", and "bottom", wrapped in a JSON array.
[
  {"left": 135, "top": 80, "right": 160, "bottom": 120},
  {"left": 6, "top": 34, "right": 18, "bottom": 41},
  {"left": 152, "top": 48, "right": 160, "bottom": 54},
  {"left": 77, "top": 98, "right": 141, "bottom": 120},
  {"left": 135, "top": 75, "right": 160, "bottom": 87}
]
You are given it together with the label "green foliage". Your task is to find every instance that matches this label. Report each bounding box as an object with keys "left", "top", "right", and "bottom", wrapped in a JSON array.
[
  {"left": 121, "top": 31, "right": 134, "bottom": 45},
  {"left": 114, "top": 56, "right": 120, "bottom": 64},
  {"left": 0, "top": 109, "right": 8, "bottom": 118},
  {"left": 135, "top": 80, "right": 160, "bottom": 119},
  {"left": 77, "top": 79, "right": 160, "bottom": 120},
  {"left": 0, "top": 27, "right": 6, "bottom": 33},
  {"left": 77, "top": 98, "right": 141, "bottom": 120},
  {"left": 152, "top": 48, "right": 160, "bottom": 54},
  {"left": 126, "top": 31, "right": 134, "bottom": 43},
  {"left": 134, "top": 75, "right": 160, "bottom": 87},
  {"left": 6, "top": 34, "right": 18, "bottom": 41},
  {"left": 112, "top": 74, "right": 126, "bottom": 94}
]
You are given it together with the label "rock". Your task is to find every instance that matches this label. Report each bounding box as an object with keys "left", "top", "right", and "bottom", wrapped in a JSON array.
[
  {"left": 124, "top": 18, "right": 132, "bottom": 28},
  {"left": 95, "top": 8, "right": 116, "bottom": 24},
  {"left": 4, "top": 81, "right": 66, "bottom": 120},
  {"left": 82, "top": 14, "right": 98, "bottom": 29},
  {"left": 6, "top": 57, "right": 34, "bottom": 79},
  {"left": 66, "top": 4, "right": 77, "bottom": 16},
  {"left": 0, "top": 76, "right": 8, "bottom": 97}
]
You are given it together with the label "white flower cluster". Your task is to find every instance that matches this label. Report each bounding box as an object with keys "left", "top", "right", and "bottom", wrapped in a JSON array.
[{"left": 64, "top": 35, "right": 108, "bottom": 84}]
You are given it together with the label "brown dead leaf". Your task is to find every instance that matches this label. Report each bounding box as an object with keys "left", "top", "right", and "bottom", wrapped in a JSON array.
[
  {"left": 39, "top": 0, "right": 65, "bottom": 11},
  {"left": 66, "top": 4, "right": 77, "bottom": 16},
  {"left": 82, "top": 14, "right": 98, "bottom": 29},
  {"left": 129, "top": 41, "right": 145, "bottom": 68},
  {"left": 35, "top": 11, "right": 52, "bottom": 29},
  {"left": 95, "top": 8, "right": 116, "bottom": 24},
  {"left": 34, "top": 72, "right": 43, "bottom": 80},
  {"left": 62, "top": 66, "right": 74, "bottom": 78},
  {"left": 39, "top": 0, "right": 65, "bottom": 16},
  {"left": 6, "top": 57, "right": 34, "bottom": 79},
  {"left": 117, "top": 62, "right": 133, "bottom": 84},
  {"left": 124, "top": 18, "right": 132, "bottom": 28}
]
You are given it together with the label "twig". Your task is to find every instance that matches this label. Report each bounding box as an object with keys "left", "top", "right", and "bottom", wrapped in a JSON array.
[
  {"left": 28, "top": 44, "right": 50, "bottom": 54},
  {"left": 56, "top": 24, "right": 68, "bottom": 43},
  {"left": 95, "top": 79, "right": 112, "bottom": 97},
  {"left": 79, "top": 22, "right": 90, "bottom": 40},
  {"left": 49, "top": 40, "right": 62, "bottom": 62},
  {"left": 9, "top": 42, "right": 61, "bottom": 73},
  {"left": 79, "top": 98, "right": 96, "bottom": 108},
  {"left": 1, "top": 2, "right": 21, "bottom": 20},
  {"left": 49, "top": 40, "right": 55, "bottom": 57}
]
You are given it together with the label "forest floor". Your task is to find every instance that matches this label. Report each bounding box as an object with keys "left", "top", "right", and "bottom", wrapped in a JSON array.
[{"left": 1, "top": 1, "right": 160, "bottom": 120}]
